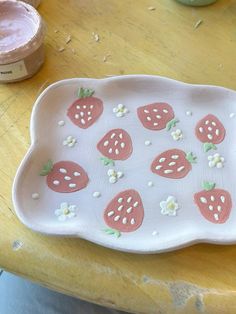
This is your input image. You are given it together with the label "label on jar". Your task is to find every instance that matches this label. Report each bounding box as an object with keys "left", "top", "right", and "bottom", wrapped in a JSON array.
[{"left": 0, "top": 60, "right": 28, "bottom": 81}]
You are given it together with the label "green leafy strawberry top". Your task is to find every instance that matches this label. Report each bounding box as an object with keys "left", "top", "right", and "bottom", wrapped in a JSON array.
[
  {"left": 203, "top": 142, "right": 217, "bottom": 153},
  {"left": 40, "top": 160, "right": 53, "bottom": 176},
  {"left": 100, "top": 157, "right": 115, "bottom": 166},
  {"left": 166, "top": 118, "right": 179, "bottom": 131},
  {"left": 202, "top": 181, "right": 216, "bottom": 191},
  {"left": 78, "top": 87, "right": 95, "bottom": 99},
  {"left": 186, "top": 152, "right": 197, "bottom": 164},
  {"left": 104, "top": 228, "right": 121, "bottom": 238}
]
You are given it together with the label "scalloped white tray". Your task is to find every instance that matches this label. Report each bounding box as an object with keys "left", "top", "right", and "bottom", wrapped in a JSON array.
[{"left": 12, "top": 75, "right": 236, "bottom": 253}]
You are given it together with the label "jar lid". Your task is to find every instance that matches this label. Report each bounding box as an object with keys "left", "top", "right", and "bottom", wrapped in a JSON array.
[{"left": 0, "top": 0, "right": 45, "bottom": 65}]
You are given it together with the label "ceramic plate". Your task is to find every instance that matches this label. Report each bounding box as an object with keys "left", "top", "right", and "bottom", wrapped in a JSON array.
[{"left": 12, "top": 75, "right": 236, "bottom": 253}]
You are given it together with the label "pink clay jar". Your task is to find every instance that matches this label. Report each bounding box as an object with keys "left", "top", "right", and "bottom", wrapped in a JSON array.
[{"left": 0, "top": 0, "right": 45, "bottom": 83}]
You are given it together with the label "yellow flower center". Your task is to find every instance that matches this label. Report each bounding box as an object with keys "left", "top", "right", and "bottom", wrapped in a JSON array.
[
  {"left": 214, "top": 156, "right": 221, "bottom": 163},
  {"left": 167, "top": 202, "right": 175, "bottom": 210},
  {"left": 63, "top": 208, "right": 70, "bottom": 215}
]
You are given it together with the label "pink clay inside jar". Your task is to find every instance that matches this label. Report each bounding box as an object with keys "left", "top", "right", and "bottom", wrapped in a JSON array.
[{"left": 0, "top": 0, "right": 45, "bottom": 83}]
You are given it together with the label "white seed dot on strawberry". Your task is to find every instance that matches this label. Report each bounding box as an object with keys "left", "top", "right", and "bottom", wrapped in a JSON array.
[
  {"left": 221, "top": 196, "right": 225, "bottom": 203},
  {"left": 114, "top": 140, "right": 118, "bottom": 146},
  {"left": 177, "top": 166, "right": 185, "bottom": 172},
  {"left": 215, "top": 129, "right": 220, "bottom": 136},
  {"left": 169, "top": 161, "right": 176, "bottom": 166},
  {"left": 81, "top": 119, "right": 85, "bottom": 125},
  {"left": 208, "top": 127, "right": 212, "bottom": 131},
  {"left": 212, "top": 121, "right": 216, "bottom": 126},
  {"left": 159, "top": 158, "right": 166, "bottom": 162},
  {"left": 164, "top": 169, "right": 173, "bottom": 174},
  {"left": 88, "top": 111, "right": 91, "bottom": 115},
  {"left": 122, "top": 217, "right": 128, "bottom": 224},
  {"left": 205, "top": 120, "right": 209, "bottom": 125},
  {"left": 80, "top": 112, "right": 84, "bottom": 117},
  {"left": 155, "top": 165, "right": 162, "bottom": 170},
  {"left": 74, "top": 172, "right": 80, "bottom": 176},
  {"left": 76, "top": 105, "right": 80, "bottom": 109},
  {"left": 153, "top": 109, "right": 158, "bottom": 112},
  {"left": 114, "top": 215, "right": 120, "bottom": 221},
  {"left": 144, "top": 109, "right": 149, "bottom": 113},
  {"left": 210, "top": 195, "right": 215, "bottom": 201},
  {"left": 90, "top": 105, "right": 94, "bottom": 109},
  {"left": 75, "top": 114, "right": 79, "bottom": 119},
  {"left": 200, "top": 197, "right": 207, "bottom": 204},
  {"left": 199, "top": 127, "right": 203, "bottom": 133},
  {"left": 127, "top": 197, "right": 132, "bottom": 203},
  {"left": 53, "top": 180, "right": 60, "bottom": 185},
  {"left": 83, "top": 105, "right": 86, "bottom": 109},
  {"left": 107, "top": 211, "right": 114, "bottom": 217},
  {"left": 118, "top": 205, "right": 123, "bottom": 211},
  {"left": 156, "top": 115, "right": 161, "bottom": 119},
  {"left": 120, "top": 142, "right": 125, "bottom": 148},
  {"left": 118, "top": 198, "right": 123, "bottom": 203},
  {"left": 171, "top": 155, "right": 179, "bottom": 159},
  {"left": 103, "top": 141, "right": 109, "bottom": 147},
  {"left": 131, "top": 218, "right": 136, "bottom": 225},
  {"left": 207, "top": 134, "right": 213, "bottom": 140},
  {"left": 133, "top": 201, "right": 138, "bottom": 207},
  {"left": 153, "top": 122, "right": 158, "bottom": 126},
  {"left": 115, "top": 149, "right": 119, "bottom": 155},
  {"left": 217, "top": 205, "right": 222, "bottom": 212},
  {"left": 111, "top": 133, "right": 116, "bottom": 139},
  {"left": 146, "top": 116, "right": 151, "bottom": 121},
  {"left": 214, "top": 213, "right": 219, "bottom": 221},
  {"left": 209, "top": 205, "right": 213, "bottom": 211},
  {"left": 119, "top": 133, "right": 123, "bottom": 139},
  {"left": 64, "top": 176, "right": 71, "bottom": 181},
  {"left": 69, "top": 183, "right": 76, "bottom": 188},
  {"left": 163, "top": 109, "right": 168, "bottom": 113},
  {"left": 108, "top": 148, "right": 113, "bottom": 154},
  {"left": 59, "top": 168, "right": 67, "bottom": 174},
  {"left": 88, "top": 117, "right": 92, "bottom": 121},
  {"left": 127, "top": 207, "right": 133, "bottom": 213}
]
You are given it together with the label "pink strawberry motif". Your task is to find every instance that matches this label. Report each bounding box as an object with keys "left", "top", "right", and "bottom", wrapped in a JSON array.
[
  {"left": 40, "top": 160, "right": 89, "bottom": 193},
  {"left": 97, "top": 128, "right": 133, "bottom": 161},
  {"left": 151, "top": 149, "right": 197, "bottom": 179},
  {"left": 195, "top": 114, "right": 226, "bottom": 152},
  {"left": 194, "top": 181, "right": 232, "bottom": 224},
  {"left": 104, "top": 189, "right": 144, "bottom": 237},
  {"left": 67, "top": 87, "right": 103, "bottom": 129},
  {"left": 137, "top": 102, "right": 178, "bottom": 131}
]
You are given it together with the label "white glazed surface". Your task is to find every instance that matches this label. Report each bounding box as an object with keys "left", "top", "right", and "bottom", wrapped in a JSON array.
[{"left": 12, "top": 75, "right": 236, "bottom": 253}]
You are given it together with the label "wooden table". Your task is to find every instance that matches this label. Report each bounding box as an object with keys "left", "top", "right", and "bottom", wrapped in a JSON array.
[{"left": 1, "top": 0, "right": 236, "bottom": 313}]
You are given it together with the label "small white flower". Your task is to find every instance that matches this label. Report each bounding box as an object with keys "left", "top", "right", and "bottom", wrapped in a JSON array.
[
  {"left": 160, "top": 196, "right": 179, "bottom": 216},
  {"left": 208, "top": 153, "right": 224, "bottom": 169},
  {"left": 55, "top": 202, "right": 77, "bottom": 221},
  {"left": 63, "top": 135, "right": 77, "bottom": 148},
  {"left": 171, "top": 129, "right": 183, "bottom": 141},
  {"left": 113, "top": 103, "right": 129, "bottom": 118},
  {"left": 107, "top": 168, "right": 124, "bottom": 184}
]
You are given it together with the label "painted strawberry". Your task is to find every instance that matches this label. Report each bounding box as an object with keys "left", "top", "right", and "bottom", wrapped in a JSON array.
[
  {"left": 97, "top": 128, "right": 133, "bottom": 161},
  {"left": 40, "top": 160, "right": 89, "bottom": 193},
  {"left": 194, "top": 181, "right": 232, "bottom": 224},
  {"left": 195, "top": 114, "right": 226, "bottom": 152},
  {"left": 104, "top": 189, "right": 144, "bottom": 237},
  {"left": 67, "top": 87, "right": 103, "bottom": 129},
  {"left": 151, "top": 149, "right": 197, "bottom": 179},
  {"left": 137, "top": 102, "right": 178, "bottom": 131}
]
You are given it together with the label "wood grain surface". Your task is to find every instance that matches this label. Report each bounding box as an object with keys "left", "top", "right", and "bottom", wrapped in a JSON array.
[{"left": 1, "top": 0, "right": 236, "bottom": 313}]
